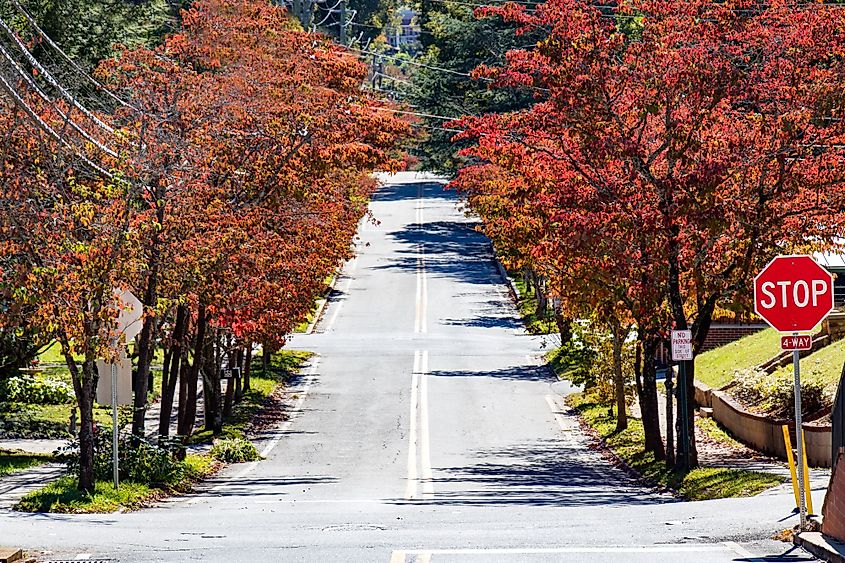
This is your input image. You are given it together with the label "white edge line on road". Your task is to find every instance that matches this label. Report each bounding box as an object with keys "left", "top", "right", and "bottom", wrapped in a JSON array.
[
  {"left": 405, "top": 351, "right": 420, "bottom": 500},
  {"left": 545, "top": 395, "right": 572, "bottom": 432},
  {"left": 188, "top": 358, "right": 321, "bottom": 501},
  {"left": 389, "top": 551, "right": 406, "bottom": 563},
  {"left": 258, "top": 357, "right": 320, "bottom": 459},
  {"left": 400, "top": 545, "right": 735, "bottom": 555},
  {"left": 420, "top": 350, "right": 433, "bottom": 497}
]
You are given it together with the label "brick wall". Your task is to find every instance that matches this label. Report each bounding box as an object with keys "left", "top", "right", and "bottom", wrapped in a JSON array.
[
  {"left": 823, "top": 449, "right": 845, "bottom": 540},
  {"left": 700, "top": 324, "right": 768, "bottom": 352}
]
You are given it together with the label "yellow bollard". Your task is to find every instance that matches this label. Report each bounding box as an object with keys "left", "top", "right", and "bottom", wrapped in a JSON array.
[
  {"left": 782, "top": 425, "right": 800, "bottom": 509},
  {"left": 801, "top": 430, "right": 814, "bottom": 515}
]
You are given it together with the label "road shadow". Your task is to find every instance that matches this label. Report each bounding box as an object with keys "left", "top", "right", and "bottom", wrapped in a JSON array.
[
  {"left": 732, "top": 545, "right": 817, "bottom": 561},
  {"left": 375, "top": 221, "right": 500, "bottom": 292},
  {"left": 372, "top": 182, "right": 453, "bottom": 202},
  {"left": 395, "top": 439, "right": 667, "bottom": 507},
  {"left": 195, "top": 476, "right": 339, "bottom": 498},
  {"left": 441, "top": 315, "right": 522, "bottom": 330},
  {"left": 428, "top": 364, "right": 552, "bottom": 383}
]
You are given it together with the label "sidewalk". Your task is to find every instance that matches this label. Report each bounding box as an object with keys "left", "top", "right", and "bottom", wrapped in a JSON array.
[
  {"left": 795, "top": 532, "right": 845, "bottom": 563},
  {"left": 0, "top": 463, "right": 64, "bottom": 509}
]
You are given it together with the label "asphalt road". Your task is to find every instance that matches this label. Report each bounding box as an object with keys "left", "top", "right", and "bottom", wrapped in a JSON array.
[{"left": 0, "top": 173, "right": 818, "bottom": 562}]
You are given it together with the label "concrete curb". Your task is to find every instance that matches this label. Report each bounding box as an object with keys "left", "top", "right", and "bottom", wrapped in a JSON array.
[
  {"left": 794, "top": 532, "right": 845, "bottom": 563},
  {"left": 305, "top": 273, "right": 340, "bottom": 335}
]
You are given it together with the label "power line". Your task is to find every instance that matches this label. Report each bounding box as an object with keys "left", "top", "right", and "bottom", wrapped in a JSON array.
[
  {"left": 344, "top": 45, "right": 491, "bottom": 79},
  {"left": 9, "top": 0, "right": 137, "bottom": 112}
]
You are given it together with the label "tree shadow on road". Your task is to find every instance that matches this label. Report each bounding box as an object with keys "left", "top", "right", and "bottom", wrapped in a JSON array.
[
  {"left": 371, "top": 182, "right": 453, "bottom": 202},
  {"left": 196, "top": 476, "right": 339, "bottom": 498},
  {"left": 428, "top": 364, "right": 552, "bottom": 383},
  {"left": 394, "top": 439, "right": 668, "bottom": 507}
]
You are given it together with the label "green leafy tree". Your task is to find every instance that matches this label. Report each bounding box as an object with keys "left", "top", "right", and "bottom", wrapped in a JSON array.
[
  {"left": 405, "top": 1, "right": 536, "bottom": 175},
  {"left": 7, "top": 0, "right": 174, "bottom": 71}
]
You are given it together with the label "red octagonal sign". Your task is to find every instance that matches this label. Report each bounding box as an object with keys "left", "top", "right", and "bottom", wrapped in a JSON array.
[{"left": 754, "top": 255, "right": 835, "bottom": 333}]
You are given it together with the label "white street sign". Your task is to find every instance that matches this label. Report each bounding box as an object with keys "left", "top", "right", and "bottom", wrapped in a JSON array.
[
  {"left": 96, "top": 348, "right": 132, "bottom": 406},
  {"left": 671, "top": 330, "right": 693, "bottom": 361},
  {"left": 113, "top": 289, "right": 143, "bottom": 341}
]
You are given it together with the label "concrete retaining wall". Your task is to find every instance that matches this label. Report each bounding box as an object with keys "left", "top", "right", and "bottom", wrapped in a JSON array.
[
  {"left": 694, "top": 380, "right": 713, "bottom": 409},
  {"left": 710, "top": 389, "right": 790, "bottom": 459},
  {"left": 695, "top": 383, "right": 831, "bottom": 467}
]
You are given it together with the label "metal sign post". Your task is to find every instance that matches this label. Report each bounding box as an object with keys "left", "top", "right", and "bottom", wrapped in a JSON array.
[
  {"left": 793, "top": 337, "right": 807, "bottom": 529},
  {"left": 104, "top": 288, "right": 143, "bottom": 491},
  {"left": 671, "top": 330, "right": 694, "bottom": 470},
  {"left": 111, "top": 352, "right": 119, "bottom": 490}
]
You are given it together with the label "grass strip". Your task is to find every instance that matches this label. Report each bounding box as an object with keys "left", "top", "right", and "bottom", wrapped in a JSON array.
[
  {"left": 568, "top": 391, "right": 785, "bottom": 500},
  {"left": 15, "top": 453, "right": 216, "bottom": 513},
  {"left": 512, "top": 275, "right": 557, "bottom": 335},
  {"left": 189, "top": 349, "right": 312, "bottom": 445}
]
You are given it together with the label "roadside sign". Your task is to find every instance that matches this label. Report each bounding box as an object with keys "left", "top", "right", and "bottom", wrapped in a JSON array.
[
  {"left": 671, "top": 330, "right": 693, "bottom": 361},
  {"left": 781, "top": 334, "right": 813, "bottom": 351},
  {"left": 221, "top": 367, "right": 241, "bottom": 379},
  {"left": 752, "top": 254, "right": 835, "bottom": 531},
  {"left": 111, "top": 288, "right": 143, "bottom": 341},
  {"left": 95, "top": 349, "right": 133, "bottom": 406},
  {"left": 753, "top": 255, "right": 834, "bottom": 333}
]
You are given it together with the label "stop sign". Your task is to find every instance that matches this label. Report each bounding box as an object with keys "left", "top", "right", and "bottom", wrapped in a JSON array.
[{"left": 753, "top": 255, "right": 834, "bottom": 333}]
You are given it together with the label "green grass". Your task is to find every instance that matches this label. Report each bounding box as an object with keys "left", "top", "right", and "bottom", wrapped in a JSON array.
[
  {"left": 16, "top": 475, "right": 157, "bottom": 513},
  {"left": 188, "top": 349, "right": 313, "bottom": 445},
  {"left": 0, "top": 361, "right": 162, "bottom": 439},
  {"left": 696, "top": 416, "right": 747, "bottom": 450},
  {"left": 293, "top": 275, "right": 336, "bottom": 333},
  {"left": 15, "top": 453, "right": 218, "bottom": 513},
  {"left": 769, "top": 336, "right": 845, "bottom": 399},
  {"left": 695, "top": 328, "right": 781, "bottom": 389},
  {"left": 545, "top": 343, "right": 591, "bottom": 382},
  {"left": 0, "top": 402, "right": 118, "bottom": 439},
  {"left": 38, "top": 342, "right": 165, "bottom": 366},
  {"left": 0, "top": 451, "right": 52, "bottom": 476},
  {"left": 512, "top": 276, "right": 557, "bottom": 335},
  {"left": 568, "top": 391, "right": 785, "bottom": 500}
]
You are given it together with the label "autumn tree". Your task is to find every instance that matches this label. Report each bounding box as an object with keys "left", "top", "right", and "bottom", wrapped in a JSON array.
[{"left": 455, "top": 0, "right": 845, "bottom": 467}]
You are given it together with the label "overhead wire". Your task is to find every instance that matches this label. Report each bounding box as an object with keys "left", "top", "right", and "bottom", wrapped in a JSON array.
[{"left": 9, "top": 0, "right": 138, "bottom": 112}]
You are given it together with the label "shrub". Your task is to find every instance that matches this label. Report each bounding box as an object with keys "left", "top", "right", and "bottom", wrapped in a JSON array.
[
  {"left": 731, "top": 368, "right": 827, "bottom": 418},
  {"left": 210, "top": 438, "right": 261, "bottom": 463},
  {"left": 59, "top": 430, "right": 185, "bottom": 487},
  {"left": 0, "top": 375, "right": 73, "bottom": 404}
]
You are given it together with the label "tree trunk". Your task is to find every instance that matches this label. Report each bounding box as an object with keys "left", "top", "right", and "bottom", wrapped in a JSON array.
[
  {"left": 639, "top": 335, "right": 665, "bottom": 460},
  {"left": 611, "top": 320, "right": 627, "bottom": 432},
  {"left": 234, "top": 347, "right": 244, "bottom": 404},
  {"left": 262, "top": 347, "right": 270, "bottom": 376},
  {"left": 159, "top": 305, "right": 187, "bottom": 437},
  {"left": 65, "top": 347, "right": 96, "bottom": 494},
  {"left": 532, "top": 271, "right": 547, "bottom": 318},
  {"left": 223, "top": 346, "right": 235, "bottom": 417},
  {"left": 178, "top": 305, "right": 206, "bottom": 437},
  {"left": 203, "top": 329, "right": 223, "bottom": 435},
  {"left": 243, "top": 342, "right": 252, "bottom": 393},
  {"left": 131, "top": 214, "right": 164, "bottom": 442},
  {"left": 554, "top": 307, "right": 573, "bottom": 344},
  {"left": 665, "top": 368, "right": 675, "bottom": 468},
  {"left": 680, "top": 358, "right": 699, "bottom": 468}
]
